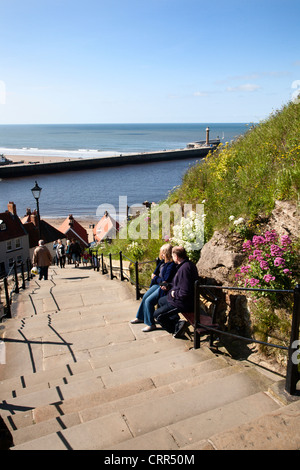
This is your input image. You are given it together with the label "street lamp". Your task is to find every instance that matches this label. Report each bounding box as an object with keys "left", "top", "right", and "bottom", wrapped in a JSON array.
[{"left": 31, "top": 181, "right": 42, "bottom": 239}]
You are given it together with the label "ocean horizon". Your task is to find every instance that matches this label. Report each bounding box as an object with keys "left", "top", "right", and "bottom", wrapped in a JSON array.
[
  {"left": 0, "top": 123, "right": 250, "bottom": 221},
  {"left": 0, "top": 123, "right": 250, "bottom": 158}
]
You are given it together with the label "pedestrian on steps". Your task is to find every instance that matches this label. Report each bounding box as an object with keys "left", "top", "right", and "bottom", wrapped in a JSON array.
[
  {"left": 56, "top": 239, "right": 66, "bottom": 268},
  {"left": 32, "top": 240, "right": 53, "bottom": 281}
]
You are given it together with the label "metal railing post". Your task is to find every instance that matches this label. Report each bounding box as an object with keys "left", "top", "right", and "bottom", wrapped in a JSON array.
[
  {"left": 26, "top": 258, "right": 31, "bottom": 281},
  {"left": 119, "top": 251, "right": 124, "bottom": 281},
  {"left": 109, "top": 253, "right": 113, "bottom": 279},
  {"left": 21, "top": 262, "right": 25, "bottom": 289},
  {"left": 285, "top": 284, "right": 300, "bottom": 395},
  {"left": 101, "top": 253, "right": 105, "bottom": 274},
  {"left": 13, "top": 262, "right": 19, "bottom": 294},
  {"left": 193, "top": 281, "right": 200, "bottom": 349},
  {"left": 3, "top": 277, "right": 11, "bottom": 318},
  {"left": 135, "top": 261, "right": 140, "bottom": 300}
]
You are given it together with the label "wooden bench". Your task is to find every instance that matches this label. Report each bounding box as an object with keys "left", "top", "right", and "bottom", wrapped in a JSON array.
[
  {"left": 181, "top": 283, "right": 220, "bottom": 349},
  {"left": 181, "top": 311, "right": 219, "bottom": 349}
]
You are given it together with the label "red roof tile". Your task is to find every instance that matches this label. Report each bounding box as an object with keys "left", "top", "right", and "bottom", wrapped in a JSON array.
[
  {"left": 58, "top": 215, "right": 89, "bottom": 246},
  {"left": 0, "top": 211, "right": 27, "bottom": 242},
  {"left": 93, "top": 213, "right": 119, "bottom": 243}
]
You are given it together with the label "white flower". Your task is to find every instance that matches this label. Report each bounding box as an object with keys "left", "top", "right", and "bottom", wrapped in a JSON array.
[
  {"left": 233, "top": 217, "right": 245, "bottom": 226},
  {"left": 229, "top": 215, "right": 235, "bottom": 221}
]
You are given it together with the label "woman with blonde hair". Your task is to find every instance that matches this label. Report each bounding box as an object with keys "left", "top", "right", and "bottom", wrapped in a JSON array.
[{"left": 130, "top": 243, "right": 176, "bottom": 332}]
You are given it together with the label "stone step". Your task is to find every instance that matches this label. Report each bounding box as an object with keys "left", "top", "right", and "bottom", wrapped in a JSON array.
[
  {"left": 118, "top": 367, "right": 275, "bottom": 439},
  {"left": 9, "top": 357, "right": 234, "bottom": 446},
  {"left": 10, "top": 268, "right": 136, "bottom": 319},
  {"left": 107, "top": 391, "right": 281, "bottom": 450},
  {"left": 206, "top": 399, "right": 300, "bottom": 450},
  {"left": 0, "top": 332, "right": 190, "bottom": 397},
  {"left": 1, "top": 343, "right": 188, "bottom": 400},
  {"left": 6, "top": 355, "right": 232, "bottom": 437},
  {"left": 3, "top": 264, "right": 296, "bottom": 451},
  {"left": 10, "top": 367, "right": 276, "bottom": 450},
  {"left": 1, "top": 307, "right": 153, "bottom": 378},
  {"left": 1, "top": 346, "right": 216, "bottom": 422}
]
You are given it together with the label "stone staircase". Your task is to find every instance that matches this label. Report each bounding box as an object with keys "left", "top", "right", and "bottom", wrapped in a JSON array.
[{"left": 1, "top": 264, "right": 299, "bottom": 450}]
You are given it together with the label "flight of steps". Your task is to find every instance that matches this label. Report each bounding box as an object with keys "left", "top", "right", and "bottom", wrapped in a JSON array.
[{"left": 1, "top": 265, "right": 299, "bottom": 450}]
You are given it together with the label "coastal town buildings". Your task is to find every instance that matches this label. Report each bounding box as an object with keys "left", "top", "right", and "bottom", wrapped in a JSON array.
[
  {"left": 58, "top": 214, "right": 89, "bottom": 249},
  {"left": 0, "top": 202, "right": 67, "bottom": 276},
  {"left": 21, "top": 208, "right": 66, "bottom": 258},
  {"left": 0, "top": 202, "right": 30, "bottom": 276},
  {"left": 93, "top": 211, "right": 119, "bottom": 243}
]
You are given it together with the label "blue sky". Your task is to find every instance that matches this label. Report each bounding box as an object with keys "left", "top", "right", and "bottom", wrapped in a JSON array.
[{"left": 0, "top": 0, "right": 300, "bottom": 124}]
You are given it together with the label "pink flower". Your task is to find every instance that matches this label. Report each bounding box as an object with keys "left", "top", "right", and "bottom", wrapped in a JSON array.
[
  {"left": 283, "top": 268, "right": 291, "bottom": 275},
  {"left": 274, "top": 257, "right": 285, "bottom": 267},
  {"left": 264, "top": 230, "right": 278, "bottom": 242},
  {"left": 252, "top": 249, "right": 263, "bottom": 258},
  {"left": 263, "top": 274, "right": 276, "bottom": 283},
  {"left": 280, "top": 235, "right": 292, "bottom": 248},
  {"left": 252, "top": 235, "right": 266, "bottom": 247},
  {"left": 260, "top": 260, "right": 269, "bottom": 270},
  {"left": 240, "top": 265, "right": 251, "bottom": 273},
  {"left": 249, "top": 278, "right": 261, "bottom": 287},
  {"left": 242, "top": 240, "right": 252, "bottom": 251},
  {"left": 270, "top": 244, "right": 284, "bottom": 257},
  {"left": 252, "top": 249, "right": 264, "bottom": 262}
]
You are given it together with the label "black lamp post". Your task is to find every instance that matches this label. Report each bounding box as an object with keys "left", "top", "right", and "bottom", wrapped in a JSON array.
[{"left": 31, "top": 181, "right": 42, "bottom": 239}]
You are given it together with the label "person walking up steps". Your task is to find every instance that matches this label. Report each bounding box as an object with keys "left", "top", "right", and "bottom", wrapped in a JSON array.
[{"left": 32, "top": 240, "right": 53, "bottom": 281}]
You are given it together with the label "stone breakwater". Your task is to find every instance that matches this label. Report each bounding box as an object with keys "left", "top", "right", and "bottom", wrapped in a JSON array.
[{"left": 0, "top": 147, "right": 212, "bottom": 178}]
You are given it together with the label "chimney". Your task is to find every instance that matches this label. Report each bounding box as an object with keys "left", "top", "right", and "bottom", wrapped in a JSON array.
[
  {"left": 30, "top": 210, "right": 38, "bottom": 227},
  {"left": 7, "top": 201, "right": 17, "bottom": 216}
]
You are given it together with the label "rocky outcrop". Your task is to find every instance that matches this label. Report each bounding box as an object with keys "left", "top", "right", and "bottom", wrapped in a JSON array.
[
  {"left": 197, "top": 200, "right": 299, "bottom": 285},
  {"left": 266, "top": 200, "right": 299, "bottom": 239},
  {"left": 196, "top": 231, "right": 245, "bottom": 285},
  {"left": 195, "top": 200, "right": 299, "bottom": 343}
]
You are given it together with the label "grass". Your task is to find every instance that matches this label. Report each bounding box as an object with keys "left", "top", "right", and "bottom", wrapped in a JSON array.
[
  {"left": 90, "top": 100, "right": 300, "bottom": 286},
  {"left": 88, "top": 101, "right": 300, "bottom": 363},
  {"left": 166, "top": 101, "right": 300, "bottom": 240}
]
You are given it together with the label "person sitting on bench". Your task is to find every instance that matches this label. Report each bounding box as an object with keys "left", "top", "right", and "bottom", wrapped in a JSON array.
[
  {"left": 154, "top": 245, "right": 198, "bottom": 338},
  {"left": 130, "top": 243, "right": 177, "bottom": 332}
]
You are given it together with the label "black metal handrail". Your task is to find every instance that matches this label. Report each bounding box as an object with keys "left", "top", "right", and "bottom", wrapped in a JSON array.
[
  {"left": 94, "top": 250, "right": 158, "bottom": 300},
  {"left": 93, "top": 251, "right": 299, "bottom": 395},
  {"left": 0, "top": 259, "right": 32, "bottom": 320},
  {"left": 193, "top": 282, "right": 300, "bottom": 396}
]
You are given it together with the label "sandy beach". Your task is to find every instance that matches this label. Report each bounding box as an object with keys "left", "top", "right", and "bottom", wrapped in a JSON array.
[{"left": 4, "top": 154, "right": 79, "bottom": 165}]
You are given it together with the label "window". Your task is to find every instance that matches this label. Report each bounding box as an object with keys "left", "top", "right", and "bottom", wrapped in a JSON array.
[
  {"left": 17, "top": 255, "right": 22, "bottom": 265},
  {"left": 6, "top": 240, "right": 12, "bottom": 251},
  {"left": 0, "top": 220, "right": 6, "bottom": 231},
  {"left": 16, "top": 238, "right": 21, "bottom": 249},
  {"left": 8, "top": 258, "right": 14, "bottom": 268}
]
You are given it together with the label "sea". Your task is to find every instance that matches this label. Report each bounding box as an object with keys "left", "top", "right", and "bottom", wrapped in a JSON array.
[{"left": 0, "top": 123, "right": 249, "bottom": 221}]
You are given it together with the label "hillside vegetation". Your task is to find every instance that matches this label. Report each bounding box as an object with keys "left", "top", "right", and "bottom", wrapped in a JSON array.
[
  {"left": 166, "top": 100, "right": 300, "bottom": 240},
  {"left": 99, "top": 100, "right": 299, "bottom": 263},
  {"left": 94, "top": 101, "right": 299, "bottom": 363}
]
